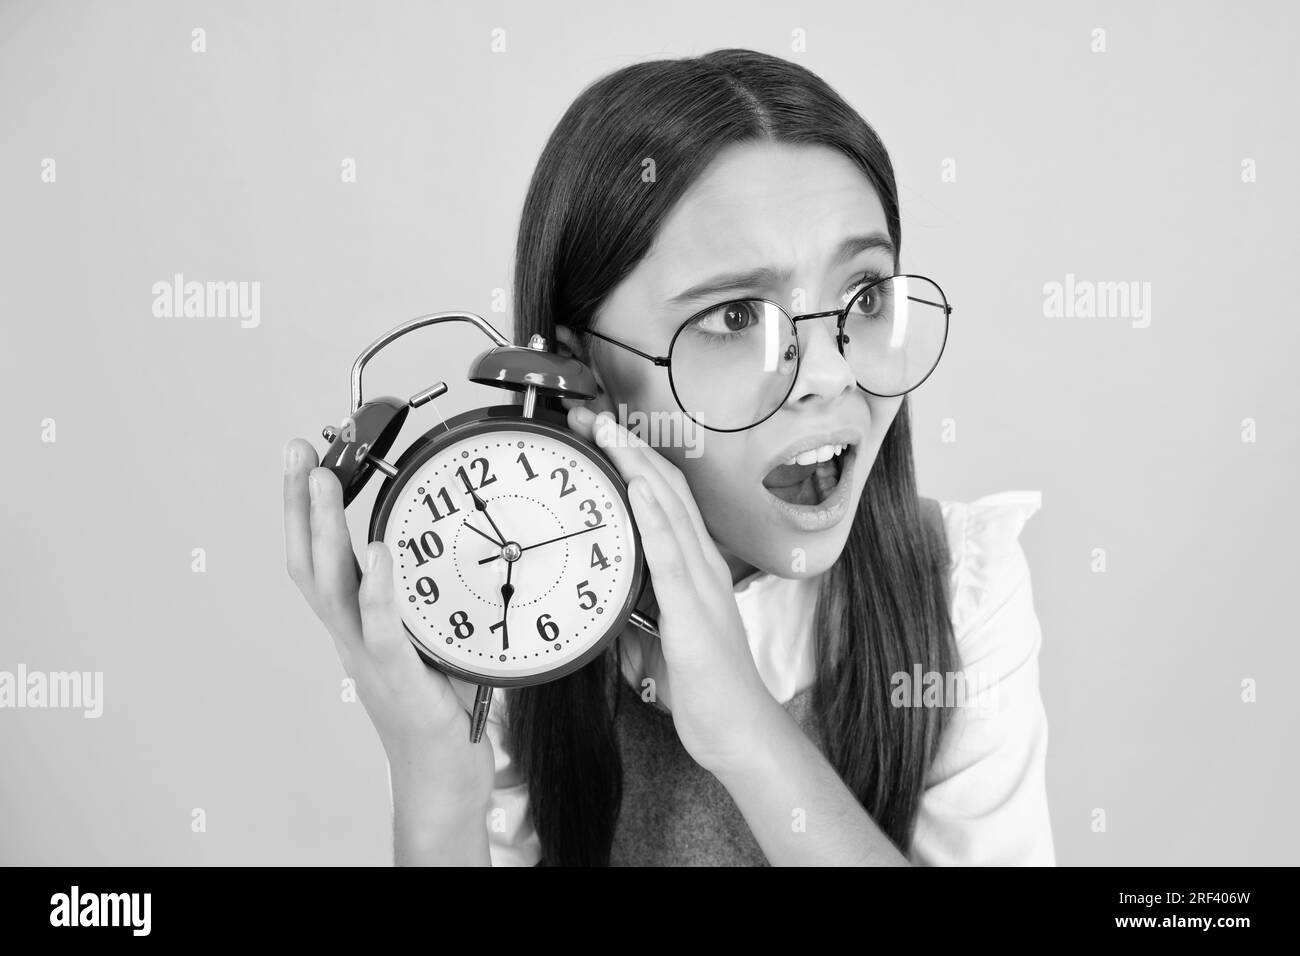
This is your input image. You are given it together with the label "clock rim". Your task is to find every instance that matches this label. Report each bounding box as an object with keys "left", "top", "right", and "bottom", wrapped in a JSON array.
[{"left": 368, "top": 404, "right": 648, "bottom": 688}]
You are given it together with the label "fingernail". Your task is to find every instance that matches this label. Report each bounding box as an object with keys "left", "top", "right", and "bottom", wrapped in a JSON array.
[
  {"left": 284, "top": 442, "right": 298, "bottom": 473},
  {"left": 308, "top": 471, "right": 320, "bottom": 500},
  {"left": 633, "top": 478, "right": 654, "bottom": 502},
  {"left": 573, "top": 406, "right": 595, "bottom": 426},
  {"left": 367, "top": 543, "right": 380, "bottom": 570}
]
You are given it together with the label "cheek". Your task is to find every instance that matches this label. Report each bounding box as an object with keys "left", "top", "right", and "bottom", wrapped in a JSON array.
[
  {"left": 670, "top": 449, "right": 755, "bottom": 530},
  {"left": 649, "top": 396, "right": 905, "bottom": 572},
  {"left": 873, "top": 398, "right": 904, "bottom": 424},
  {"left": 672, "top": 449, "right": 738, "bottom": 502},
  {"left": 866, "top": 394, "right": 903, "bottom": 428},
  {"left": 852, "top": 395, "right": 904, "bottom": 486}
]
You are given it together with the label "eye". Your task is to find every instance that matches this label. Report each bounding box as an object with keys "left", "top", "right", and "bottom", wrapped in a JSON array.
[
  {"left": 689, "top": 299, "right": 763, "bottom": 336},
  {"left": 847, "top": 278, "right": 892, "bottom": 319}
]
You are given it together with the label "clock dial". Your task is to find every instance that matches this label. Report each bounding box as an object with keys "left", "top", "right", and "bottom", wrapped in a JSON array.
[{"left": 379, "top": 426, "right": 638, "bottom": 682}]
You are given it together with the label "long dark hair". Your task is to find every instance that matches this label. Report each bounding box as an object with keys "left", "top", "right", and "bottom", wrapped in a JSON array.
[{"left": 505, "top": 48, "right": 959, "bottom": 865}]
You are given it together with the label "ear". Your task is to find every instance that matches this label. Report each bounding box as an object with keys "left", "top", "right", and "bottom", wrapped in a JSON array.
[
  {"left": 554, "top": 324, "right": 612, "bottom": 415},
  {"left": 553, "top": 323, "right": 585, "bottom": 361},
  {"left": 551, "top": 325, "right": 592, "bottom": 361}
]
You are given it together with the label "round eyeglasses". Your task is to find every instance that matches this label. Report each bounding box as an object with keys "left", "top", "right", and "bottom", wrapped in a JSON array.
[{"left": 584, "top": 273, "right": 952, "bottom": 432}]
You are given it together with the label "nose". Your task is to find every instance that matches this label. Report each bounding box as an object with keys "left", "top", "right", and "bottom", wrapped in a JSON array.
[{"left": 787, "top": 313, "right": 857, "bottom": 407}]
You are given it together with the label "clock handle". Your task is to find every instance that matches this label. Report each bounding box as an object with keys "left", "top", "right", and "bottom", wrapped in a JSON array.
[
  {"left": 469, "top": 684, "right": 494, "bottom": 744},
  {"left": 350, "top": 311, "right": 511, "bottom": 413}
]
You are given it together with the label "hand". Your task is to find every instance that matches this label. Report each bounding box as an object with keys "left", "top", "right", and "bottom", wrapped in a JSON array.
[
  {"left": 564, "top": 406, "right": 780, "bottom": 776},
  {"left": 282, "top": 438, "right": 495, "bottom": 811}
]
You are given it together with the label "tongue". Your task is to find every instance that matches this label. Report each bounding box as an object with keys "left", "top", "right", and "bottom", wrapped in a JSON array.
[
  {"left": 765, "top": 458, "right": 838, "bottom": 505},
  {"left": 763, "top": 461, "right": 817, "bottom": 488}
]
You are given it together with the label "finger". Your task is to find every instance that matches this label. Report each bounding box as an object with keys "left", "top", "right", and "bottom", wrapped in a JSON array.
[
  {"left": 559, "top": 396, "right": 590, "bottom": 415},
  {"left": 566, "top": 403, "right": 600, "bottom": 441},
  {"left": 360, "top": 541, "right": 465, "bottom": 718},
  {"left": 586, "top": 411, "right": 685, "bottom": 516},
  {"left": 611, "top": 419, "right": 732, "bottom": 581},
  {"left": 283, "top": 438, "right": 321, "bottom": 589},
  {"left": 358, "top": 541, "right": 417, "bottom": 665},
  {"left": 580, "top": 407, "right": 715, "bottom": 549},
  {"left": 590, "top": 412, "right": 718, "bottom": 582},
  {"left": 626, "top": 475, "right": 695, "bottom": 603},
  {"left": 568, "top": 405, "right": 723, "bottom": 582},
  {"left": 308, "top": 466, "right": 364, "bottom": 635}
]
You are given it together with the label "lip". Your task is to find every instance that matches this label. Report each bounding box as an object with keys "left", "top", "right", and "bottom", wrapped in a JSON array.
[
  {"left": 762, "top": 441, "right": 859, "bottom": 533},
  {"left": 760, "top": 427, "right": 865, "bottom": 479}
]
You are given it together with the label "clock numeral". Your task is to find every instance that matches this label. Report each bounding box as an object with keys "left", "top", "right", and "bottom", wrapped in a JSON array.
[
  {"left": 536, "top": 613, "right": 560, "bottom": 643},
  {"left": 456, "top": 457, "right": 497, "bottom": 493},
  {"left": 403, "top": 530, "right": 445, "bottom": 566},
  {"left": 422, "top": 487, "right": 460, "bottom": 522},
  {"left": 450, "top": 610, "right": 474, "bottom": 640},
  {"left": 575, "top": 580, "right": 597, "bottom": 611},
  {"left": 517, "top": 452, "right": 537, "bottom": 481},
  {"left": 579, "top": 498, "right": 603, "bottom": 528},
  {"left": 551, "top": 466, "right": 576, "bottom": 498},
  {"left": 415, "top": 576, "right": 439, "bottom": 604},
  {"left": 490, "top": 619, "right": 508, "bottom": 651},
  {"left": 590, "top": 542, "right": 611, "bottom": 570}
]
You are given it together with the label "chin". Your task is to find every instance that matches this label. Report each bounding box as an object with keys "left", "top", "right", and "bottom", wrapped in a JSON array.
[
  {"left": 791, "top": 526, "right": 854, "bottom": 577},
  {"left": 734, "top": 518, "right": 854, "bottom": 580}
]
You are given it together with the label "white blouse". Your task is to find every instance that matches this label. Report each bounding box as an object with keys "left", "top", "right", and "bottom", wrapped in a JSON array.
[{"left": 447, "top": 490, "right": 1054, "bottom": 866}]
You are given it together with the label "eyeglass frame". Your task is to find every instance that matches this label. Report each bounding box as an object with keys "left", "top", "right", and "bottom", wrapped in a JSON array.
[{"left": 582, "top": 272, "right": 954, "bottom": 433}]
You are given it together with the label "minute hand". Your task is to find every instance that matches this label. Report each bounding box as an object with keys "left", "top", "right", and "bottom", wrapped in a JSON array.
[
  {"left": 477, "top": 524, "right": 602, "bottom": 565},
  {"left": 466, "top": 486, "right": 508, "bottom": 545}
]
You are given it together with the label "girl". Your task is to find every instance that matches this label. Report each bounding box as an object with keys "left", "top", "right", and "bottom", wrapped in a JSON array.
[{"left": 283, "top": 47, "right": 1053, "bottom": 866}]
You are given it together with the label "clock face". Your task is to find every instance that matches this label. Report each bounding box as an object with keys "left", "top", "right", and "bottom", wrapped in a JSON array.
[{"left": 374, "top": 420, "right": 641, "bottom": 684}]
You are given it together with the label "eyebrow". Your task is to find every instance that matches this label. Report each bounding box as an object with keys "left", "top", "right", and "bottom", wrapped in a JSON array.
[{"left": 664, "top": 233, "right": 897, "bottom": 308}]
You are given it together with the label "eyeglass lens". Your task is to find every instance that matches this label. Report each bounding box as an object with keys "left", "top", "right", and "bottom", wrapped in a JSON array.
[{"left": 670, "top": 275, "right": 948, "bottom": 430}]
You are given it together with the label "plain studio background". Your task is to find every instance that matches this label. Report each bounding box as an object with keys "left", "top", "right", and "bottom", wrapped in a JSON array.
[{"left": 1, "top": 0, "right": 1296, "bottom": 866}]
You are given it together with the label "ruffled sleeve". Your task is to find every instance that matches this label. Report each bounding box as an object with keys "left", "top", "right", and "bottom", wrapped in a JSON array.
[{"left": 908, "top": 490, "right": 1055, "bottom": 866}]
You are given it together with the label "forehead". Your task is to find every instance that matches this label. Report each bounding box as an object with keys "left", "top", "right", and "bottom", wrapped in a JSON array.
[{"left": 643, "top": 141, "right": 889, "bottom": 281}]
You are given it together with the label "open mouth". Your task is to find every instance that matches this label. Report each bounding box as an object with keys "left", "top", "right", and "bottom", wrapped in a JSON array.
[{"left": 762, "top": 443, "right": 854, "bottom": 507}]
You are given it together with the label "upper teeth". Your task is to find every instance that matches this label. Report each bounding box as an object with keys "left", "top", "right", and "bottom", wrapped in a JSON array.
[{"left": 785, "top": 443, "right": 846, "bottom": 466}]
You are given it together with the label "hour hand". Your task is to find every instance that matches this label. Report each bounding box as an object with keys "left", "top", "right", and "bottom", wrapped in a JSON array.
[{"left": 496, "top": 560, "right": 515, "bottom": 652}]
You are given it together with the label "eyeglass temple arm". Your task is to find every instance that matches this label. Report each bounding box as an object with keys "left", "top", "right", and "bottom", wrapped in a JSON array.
[
  {"left": 909, "top": 296, "right": 952, "bottom": 313},
  {"left": 583, "top": 329, "right": 670, "bottom": 366}
]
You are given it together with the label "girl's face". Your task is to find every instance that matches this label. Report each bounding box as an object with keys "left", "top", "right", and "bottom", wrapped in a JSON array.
[{"left": 558, "top": 141, "right": 903, "bottom": 582}]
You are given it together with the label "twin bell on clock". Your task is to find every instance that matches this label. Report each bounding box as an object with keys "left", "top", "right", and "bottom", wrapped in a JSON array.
[{"left": 318, "top": 311, "right": 657, "bottom": 743}]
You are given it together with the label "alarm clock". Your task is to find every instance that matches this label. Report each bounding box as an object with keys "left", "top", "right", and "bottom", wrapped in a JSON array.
[{"left": 318, "top": 311, "right": 658, "bottom": 743}]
